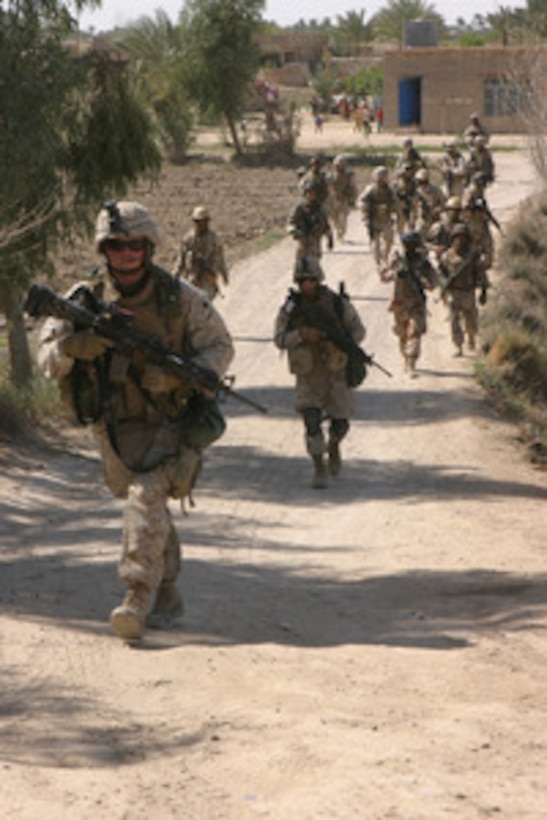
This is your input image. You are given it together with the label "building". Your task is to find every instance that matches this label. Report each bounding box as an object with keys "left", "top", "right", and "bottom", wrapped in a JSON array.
[{"left": 383, "top": 45, "right": 537, "bottom": 135}]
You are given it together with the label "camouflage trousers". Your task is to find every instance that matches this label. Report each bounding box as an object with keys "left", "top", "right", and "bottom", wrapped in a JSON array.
[
  {"left": 94, "top": 426, "right": 183, "bottom": 592},
  {"left": 448, "top": 290, "right": 478, "bottom": 347},
  {"left": 391, "top": 303, "right": 427, "bottom": 360},
  {"left": 330, "top": 201, "right": 350, "bottom": 239},
  {"left": 371, "top": 221, "right": 394, "bottom": 267}
]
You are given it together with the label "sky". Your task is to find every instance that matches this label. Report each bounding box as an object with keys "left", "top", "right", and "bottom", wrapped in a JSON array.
[{"left": 77, "top": 0, "right": 519, "bottom": 33}]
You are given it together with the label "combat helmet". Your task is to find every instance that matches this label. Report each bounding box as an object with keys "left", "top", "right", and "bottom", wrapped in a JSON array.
[
  {"left": 95, "top": 201, "right": 159, "bottom": 253},
  {"left": 450, "top": 222, "right": 470, "bottom": 240},
  {"left": 373, "top": 165, "right": 389, "bottom": 181},
  {"left": 400, "top": 230, "right": 422, "bottom": 247},
  {"left": 192, "top": 205, "right": 210, "bottom": 221},
  {"left": 293, "top": 256, "right": 325, "bottom": 283}
]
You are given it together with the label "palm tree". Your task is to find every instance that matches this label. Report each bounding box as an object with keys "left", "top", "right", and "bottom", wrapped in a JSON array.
[
  {"left": 371, "top": 0, "right": 445, "bottom": 45},
  {"left": 336, "top": 10, "right": 372, "bottom": 55},
  {"left": 121, "top": 10, "right": 192, "bottom": 161}
]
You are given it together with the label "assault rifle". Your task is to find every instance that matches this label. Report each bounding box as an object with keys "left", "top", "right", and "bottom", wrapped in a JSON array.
[
  {"left": 24, "top": 284, "right": 267, "bottom": 414},
  {"left": 289, "top": 289, "right": 392, "bottom": 379},
  {"left": 437, "top": 250, "right": 479, "bottom": 301}
]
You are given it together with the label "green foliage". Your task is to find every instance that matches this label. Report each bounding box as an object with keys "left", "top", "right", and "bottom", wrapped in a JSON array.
[
  {"left": 371, "top": 0, "right": 445, "bottom": 43},
  {"left": 120, "top": 11, "right": 192, "bottom": 162},
  {"left": 68, "top": 53, "right": 162, "bottom": 203},
  {"left": 344, "top": 66, "right": 383, "bottom": 99},
  {"left": 180, "top": 0, "right": 264, "bottom": 145},
  {"left": 0, "top": 0, "right": 163, "bottom": 387},
  {"left": 0, "top": 375, "right": 63, "bottom": 440},
  {"left": 0, "top": 6, "right": 74, "bottom": 295},
  {"left": 335, "top": 10, "right": 373, "bottom": 55}
]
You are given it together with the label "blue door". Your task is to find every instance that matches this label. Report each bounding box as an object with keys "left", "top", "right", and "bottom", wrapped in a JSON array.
[{"left": 398, "top": 78, "right": 421, "bottom": 127}]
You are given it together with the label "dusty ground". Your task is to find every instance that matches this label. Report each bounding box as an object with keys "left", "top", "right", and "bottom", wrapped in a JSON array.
[{"left": 1, "top": 117, "right": 546, "bottom": 819}]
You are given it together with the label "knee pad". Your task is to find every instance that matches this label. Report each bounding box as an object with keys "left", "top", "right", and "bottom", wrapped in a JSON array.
[
  {"left": 330, "top": 418, "right": 349, "bottom": 442},
  {"left": 303, "top": 407, "right": 323, "bottom": 438}
]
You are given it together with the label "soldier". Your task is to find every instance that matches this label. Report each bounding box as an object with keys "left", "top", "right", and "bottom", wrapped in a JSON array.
[
  {"left": 463, "top": 112, "right": 490, "bottom": 146},
  {"left": 395, "top": 137, "right": 426, "bottom": 176},
  {"left": 425, "top": 196, "right": 463, "bottom": 261},
  {"left": 414, "top": 168, "right": 446, "bottom": 238},
  {"left": 465, "top": 135, "right": 495, "bottom": 186},
  {"left": 328, "top": 154, "right": 357, "bottom": 241},
  {"left": 288, "top": 180, "right": 334, "bottom": 261},
  {"left": 438, "top": 140, "right": 467, "bottom": 198},
  {"left": 438, "top": 223, "right": 489, "bottom": 355},
  {"left": 380, "top": 231, "right": 437, "bottom": 377},
  {"left": 461, "top": 172, "right": 500, "bottom": 271},
  {"left": 392, "top": 162, "right": 418, "bottom": 234},
  {"left": 299, "top": 155, "right": 330, "bottom": 206},
  {"left": 173, "top": 205, "right": 229, "bottom": 300},
  {"left": 274, "top": 257, "right": 366, "bottom": 489},
  {"left": 359, "top": 166, "right": 401, "bottom": 268},
  {"left": 37, "top": 201, "right": 234, "bottom": 641}
]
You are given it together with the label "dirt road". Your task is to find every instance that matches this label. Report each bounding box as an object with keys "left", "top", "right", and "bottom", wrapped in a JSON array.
[{"left": 1, "top": 134, "right": 546, "bottom": 819}]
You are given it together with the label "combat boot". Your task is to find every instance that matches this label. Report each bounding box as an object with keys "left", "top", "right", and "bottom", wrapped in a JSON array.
[
  {"left": 312, "top": 454, "right": 328, "bottom": 489},
  {"left": 328, "top": 439, "right": 342, "bottom": 476},
  {"left": 146, "top": 581, "right": 184, "bottom": 629},
  {"left": 405, "top": 356, "right": 418, "bottom": 378},
  {"left": 110, "top": 583, "right": 150, "bottom": 641}
]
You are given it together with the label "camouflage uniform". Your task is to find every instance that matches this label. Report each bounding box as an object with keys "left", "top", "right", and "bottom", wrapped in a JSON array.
[
  {"left": 439, "top": 141, "right": 467, "bottom": 198},
  {"left": 173, "top": 206, "right": 229, "bottom": 300},
  {"left": 461, "top": 176, "right": 496, "bottom": 269},
  {"left": 425, "top": 196, "right": 462, "bottom": 260},
  {"left": 38, "top": 201, "right": 234, "bottom": 641},
  {"left": 359, "top": 167, "right": 401, "bottom": 267},
  {"left": 463, "top": 113, "right": 490, "bottom": 147},
  {"left": 299, "top": 156, "right": 330, "bottom": 205},
  {"left": 438, "top": 224, "right": 489, "bottom": 354},
  {"left": 414, "top": 169, "right": 446, "bottom": 237},
  {"left": 392, "top": 163, "right": 418, "bottom": 233},
  {"left": 327, "top": 155, "right": 357, "bottom": 240},
  {"left": 465, "top": 136, "right": 495, "bottom": 186},
  {"left": 381, "top": 232, "right": 437, "bottom": 375},
  {"left": 288, "top": 183, "right": 333, "bottom": 260},
  {"left": 395, "top": 138, "right": 426, "bottom": 176},
  {"left": 274, "top": 257, "right": 365, "bottom": 488}
]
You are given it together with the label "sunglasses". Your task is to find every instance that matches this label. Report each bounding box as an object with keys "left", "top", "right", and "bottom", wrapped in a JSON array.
[{"left": 105, "top": 238, "right": 147, "bottom": 252}]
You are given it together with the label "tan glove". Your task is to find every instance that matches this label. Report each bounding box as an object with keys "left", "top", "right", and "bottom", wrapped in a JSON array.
[
  {"left": 61, "top": 330, "right": 113, "bottom": 361},
  {"left": 299, "top": 326, "right": 324, "bottom": 344},
  {"left": 141, "top": 364, "right": 185, "bottom": 394}
]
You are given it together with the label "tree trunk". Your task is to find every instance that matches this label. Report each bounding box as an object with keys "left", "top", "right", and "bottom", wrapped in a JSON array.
[
  {"left": 3, "top": 285, "right": 33, "bottom": 388},
  {"left": 225, "top": 113, "right": 243, "bottom": 156}
]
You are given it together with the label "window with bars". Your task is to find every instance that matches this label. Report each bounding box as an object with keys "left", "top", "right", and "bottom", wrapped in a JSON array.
[{"left": 483, "top": 77, "right": 531, "bottom": 116}]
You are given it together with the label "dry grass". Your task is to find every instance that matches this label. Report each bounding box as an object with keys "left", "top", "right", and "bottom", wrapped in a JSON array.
[{"left": 478, "top": 192, "right": 547, "bottom": 465}]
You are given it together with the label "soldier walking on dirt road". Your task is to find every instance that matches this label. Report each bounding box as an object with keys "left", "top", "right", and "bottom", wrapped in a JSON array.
[
  {"left": 274, "top": 257, "right": 365, "bottom": 489},
  {"left": 37, "top": 201, "right": 234, "bottom": 642},
  {"left": 380, "top": 231, "right": 437, "bottom": 377},
  {"left": 173, "top": 205, "right": 229, "bottom": 300}
]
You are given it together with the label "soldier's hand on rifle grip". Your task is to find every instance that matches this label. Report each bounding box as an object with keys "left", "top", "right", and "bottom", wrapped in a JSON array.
[
  {"left": 141, "top": 365, "right": 186, "bottom": 394},
  {"left": 61, "top": 330, "right": 114, "bottom": 361},
  {"left": 299, "top": 327, "right": 324, "bottom": 344}
]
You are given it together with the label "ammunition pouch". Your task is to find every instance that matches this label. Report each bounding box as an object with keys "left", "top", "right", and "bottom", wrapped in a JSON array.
[
  {"left": 178, "top": 393, "right": 226, "bottom": 450},
  {"left": 346, "top": 354, "right": 367, "bottom": 388}
]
